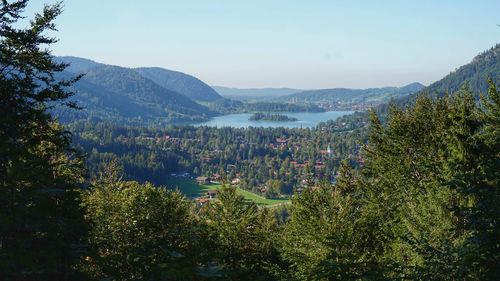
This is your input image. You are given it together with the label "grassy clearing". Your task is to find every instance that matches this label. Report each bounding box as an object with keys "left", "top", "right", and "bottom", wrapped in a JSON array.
[{"left": 166, "top": 178, "right": 290, "bottom": 206}]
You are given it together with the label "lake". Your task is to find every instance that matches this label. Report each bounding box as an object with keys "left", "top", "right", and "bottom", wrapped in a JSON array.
[{"left": 194, "top": 111, "right": 354, "bottom": 128}]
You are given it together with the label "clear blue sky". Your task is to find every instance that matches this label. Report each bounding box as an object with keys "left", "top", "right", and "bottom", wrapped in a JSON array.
[{"left": 24, "top": 0, "right": 500, "bottom": 89}]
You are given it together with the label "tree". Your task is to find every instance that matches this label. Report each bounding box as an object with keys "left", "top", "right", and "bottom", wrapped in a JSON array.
[
  {"left": 81, "top": 164, "right": 199, "bottom": 280},
  {"left": 0, "top": 1, "right": 84, "bottom": 279},
  {"left": 360, "top": 85, "right": 499, "bottom": 279},
  {"left": 280, "top": 175, "right": 374, "bottom": 281},
  {"left": 200, "top": 187, "right": 283, "bottom": 280},
  {"left": 459, "top": 80, "right": 500, "bottom": 279}
]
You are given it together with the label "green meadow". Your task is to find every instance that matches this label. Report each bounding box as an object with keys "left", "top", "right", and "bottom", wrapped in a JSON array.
[{"left": 167, "top": 178, "right": 290, "bottom": 206}]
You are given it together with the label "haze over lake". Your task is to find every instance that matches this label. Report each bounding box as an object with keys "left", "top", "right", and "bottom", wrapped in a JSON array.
[{"left": 194, "top": 111, "right": 354, "bottom": 128}]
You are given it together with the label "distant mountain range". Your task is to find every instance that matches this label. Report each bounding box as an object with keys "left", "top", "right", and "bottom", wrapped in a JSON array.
[
  {"left": 274, "top": 82, "right": 425, "bottom": 105},
  {"left": 212, "top": 86, "right": 303, "bottom": 101},
  {"left": 54, "top": 57, "right": 222, "bottom": 123},
  {"left": 53, "top": 44, "right": 500, "bottom": 125}
]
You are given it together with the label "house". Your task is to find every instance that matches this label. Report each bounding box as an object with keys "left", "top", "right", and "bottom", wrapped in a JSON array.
[
  {"left": 207, "top": 190, "right": 217, "bottom": 198},
  {"left": 275, "top": 138, "right": 288, "bottom": 145},
  {"left": 195, "top": 197, "right": 210, "bottom": 206},
  {"left": 196, "top": 176, "right": 210, "bottom": 184},
  {"left": 211, "top": 173, "right": 222, "bottom": 182},
  {"left": 231, "top": 178, "right": 241, "bottom": 185}
]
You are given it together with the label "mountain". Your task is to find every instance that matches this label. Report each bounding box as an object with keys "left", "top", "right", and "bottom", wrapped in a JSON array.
[
  {"left": 57, "top": 56, "right": 223, "bottom": 102},
  {"left": 419, "top": 44, "right": 500, "bottom": 97},
  {"left": 343, "top": 44, "right": 500, "bottom": 125},
  {"left": 212, "top": 86, "right": 304, "bottom": 101},
  {"left": 135, "top": 67, "right": 223, "bottom": 102},
  {"left": 386, "top": 44, "right": 500, "bottom": 110},
  {"left": 54, "top": 57, "right": 215, "bottom": 124},
  {"left": 277, "top": 83, "right": 425, "bottom": 104},
  {"left": 57, "top": 56, "right": 102, "bottom": 73}
]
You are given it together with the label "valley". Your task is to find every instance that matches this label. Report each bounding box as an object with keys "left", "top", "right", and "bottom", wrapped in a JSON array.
[{"left": 2, "top": 1, "right": 499, "bottom": 279}]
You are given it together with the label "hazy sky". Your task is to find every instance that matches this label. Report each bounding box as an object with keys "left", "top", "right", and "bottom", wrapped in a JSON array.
[{"left": 24, "top": 0, "right": 500, "bottom": 89}]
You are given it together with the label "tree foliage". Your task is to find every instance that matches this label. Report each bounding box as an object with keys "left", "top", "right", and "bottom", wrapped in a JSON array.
[
  {"left": 200, "top": 186, "right": 283, "bottom": 280},
  {"left": 81, "top": 164, "right": 199, "bottom": 280},
  {"left": 0, "top": 1, "right": 84, "bottom": 279}
]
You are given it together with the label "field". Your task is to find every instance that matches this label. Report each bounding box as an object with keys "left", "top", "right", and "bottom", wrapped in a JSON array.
[{"left": 167, "top": 178, "right": 290, "bottom": 206}]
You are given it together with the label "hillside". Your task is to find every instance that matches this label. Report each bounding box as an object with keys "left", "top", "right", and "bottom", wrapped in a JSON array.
[
  {"left": 57, "top": 56, "right": 101, "bottom": 73},
  {"left": 212, "top": 86, "right": 303, "bottom": 101},
  {"left": 383, "top": 44, "right": 500, "bottom": 111},
  {"left": 135, "top": 67, "right": 223, "bottom": 102},
  {"left": 337, "top": 44, "right": 500, "bottom": 126},
  {"left": 418, "top": 44, "right": 500, "bottom": 97},
  {"left": 55, "top": 59, "right": 215, "bottom": 124},
  {"left": 277, "top": 82, "right": 425, "bottom": 104}
]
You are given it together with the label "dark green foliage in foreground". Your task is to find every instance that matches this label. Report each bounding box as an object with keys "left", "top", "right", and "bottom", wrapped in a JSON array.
[
  {"left": 281, "top": 165, "right": 375, "bottom": 281},
  {"left": 200, "top": 187, "right": 284, "bottom": 280},
  {"left": 78, "top": 164, "right": 284, "bottom": 281},
  {"left": 278, "top": 83, "right": 499, "bottom": 280},
  {"left": 81, "top": 162, "right": 199, "bottom": 280},
  {"left": 0, "top": 1, "right": 85, "bottom": 279}
]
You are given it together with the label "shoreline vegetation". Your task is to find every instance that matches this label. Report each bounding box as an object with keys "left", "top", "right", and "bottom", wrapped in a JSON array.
[{"left": 249, "top": 112, "right": 299, "bottom": 122}]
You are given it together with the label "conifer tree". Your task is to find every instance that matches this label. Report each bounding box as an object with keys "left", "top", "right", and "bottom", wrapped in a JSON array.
[
  {"left": 81, "top": 163, "right": 199, "bottom": 280},
  {"left": 200, "top": 186, "right": 282, "bottom": 280},
  {"left": 0, "top": 1, "right": 84, "bottom": 279}
]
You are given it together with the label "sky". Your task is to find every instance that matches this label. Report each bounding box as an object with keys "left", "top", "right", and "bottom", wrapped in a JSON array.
[{"left": 23, "top": 0, "right": 500, "bottom": 89}]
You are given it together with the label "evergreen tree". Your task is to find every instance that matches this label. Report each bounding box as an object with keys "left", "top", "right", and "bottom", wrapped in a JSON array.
[
  {"left": 460, "top": 80, "right": 500, "bottom": 279},
  {"left": 200, "top": 186, "right": 283, "bottom": 280},
  {"left": 81, "top": 163, "right": 199, "bottom": 280},
  {"left": 0, "top": 1, "right": 84, "bottom": 279},
  {"left": 361, "top": 85, "right": 499, "bottom": 279},
  {"left": 280, "top": 174, "right": 374, "bottom": 280}
]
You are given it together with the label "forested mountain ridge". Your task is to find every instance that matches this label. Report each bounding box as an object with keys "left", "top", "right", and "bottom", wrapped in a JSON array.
[
  {"left": 338, "top": 44, "right": 500, "bottom": 126},
  {"left": 415, "top": 44, "right": 500, "bottom": 98},
  {"left": 54, "top": 57, "right": 216, "bottom": 123},
  {"left": 56, "top": 56, "right": 101, "bottom": 72},
  {"left": 212, "top": 86, "right": 303, "bottom": 101},
  {"left": 276, "top": 82, "right": 425, "bottom": 104},
  {"left": 58, "top": 56, "right": 223, "bottom": 102},
  {"left": 375, "top": 44, "right": 500, "bottom": 114},
  {"left": 135, "top": 67, "right": 223, "bottom": 102}
]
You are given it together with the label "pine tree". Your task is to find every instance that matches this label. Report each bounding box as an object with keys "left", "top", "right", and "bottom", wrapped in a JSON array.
[
  {"left": 81, "top": 164, "right": 199, "bottom": 280},
  {"left": 360, "top": 84, "right": 499, "bottom": 279},
  {"left": 200, "top": 186, "right": 282, "bottom": 280},
  {"left": 280, "top": 171, "right": 374, "bottom": 281},
  {"left": 0, "top": 1, "right": 84, "bottom": 279}
]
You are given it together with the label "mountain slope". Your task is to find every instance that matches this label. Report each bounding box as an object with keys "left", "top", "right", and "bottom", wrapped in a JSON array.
[
  {"left": 420, "top": 44, "right": 500, "bottom": 97},
  {"left": 277, "top": 83, "right": 425, "bottom": 104},
  {"left": 54, "top": 58, "right": 215, "bottom": 124},
  {"left": 212, "top": 86, "right": 304, "bottom": 101},
  {"left": 135, "top": 67, "right": 223, "bottom": 102},
  {"left": 56, "top": 56, "right": 102, "bottom": 73},
  {"left": 343, "top": 44, "right": 500, "bottom": 125}
]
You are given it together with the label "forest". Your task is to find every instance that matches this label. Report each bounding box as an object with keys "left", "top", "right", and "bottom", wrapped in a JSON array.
[
  {"left": 0, "top": 1, "right": 499, "bottom": 280},
  {"left": 248, "top": 113, "right": 299, "bottom": 121}
]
